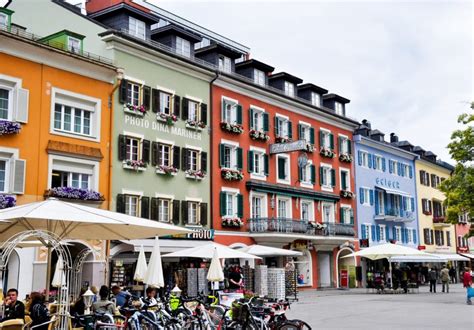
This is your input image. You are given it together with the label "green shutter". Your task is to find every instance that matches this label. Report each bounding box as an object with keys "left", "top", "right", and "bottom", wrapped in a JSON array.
[
  {"left": 237, "top": 147, "right": 243, "bottom": 170},
  {"left": 310, "top": 165, "right": 316, "bottom": 184},
  {"left": 263, "top": 113, "right": 269, "bottom": 132},
  {"left": 350, "top": 209, "right": 354, "bottom": 224},
  {"left": 264, "top": 154, "right": 269, "bottom": 176},
  {"left": 237, "top": 194, "right": 243, "bottom": 218},
  {"left": 249, "top": 108, "right": 254, "bottom": 129},
  {"left": 330, "top": 133, "right": 334, "bottom": 150},
  {"left": 219, "top": 144, "right": 225, "bottom": 167},
  {"left": 248, "top": 150, "right": 254, "bottom": 173},
  {"left": 347, "top": 140, "right": 352, "bottom": 155},
  {"left": 341, "top": 171, "right": 347, "bottom": 190},
  {"left": 340, "top": 207, "right": 345, "bottom": 223},
  {"left": 288, "top": 121, "right": 292, "bottom": 139},
  {"left": 236, "top": 104, "right": 243, "bottom": 124},
  {"left": 331, "top": 169, "right": 336, "bottom": 187},
  {"left": 220, "top": 192, "right": 227, "bottom": 216},
  {"left": 319, "top": 166, "right": 324, "bottom": 186},
  {"left": 278, "top": 157, "right": 286, "bottom": 180},
  {"left": 338, "top": 136, "right": 343, "bottom": 154},
  {"left": 298, "top": 124, "right": 302, "bottom": 140},
  {"left": 274, "top": 117, "right": 279, "bottom": 136},
  {"left": 310, "top": 128, "right": 315, "bottom": 144}
]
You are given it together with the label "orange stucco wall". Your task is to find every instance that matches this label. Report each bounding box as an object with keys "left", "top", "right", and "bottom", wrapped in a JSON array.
[{"left": 0, "top": 52, "right": 113, "bottom": 206}]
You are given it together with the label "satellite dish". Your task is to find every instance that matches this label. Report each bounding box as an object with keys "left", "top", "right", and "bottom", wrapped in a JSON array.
[{"left": 298, "top": 153, "right": 308, "bottom": 168}]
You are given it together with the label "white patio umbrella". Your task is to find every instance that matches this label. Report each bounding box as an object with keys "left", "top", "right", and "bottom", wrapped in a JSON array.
[
  {"left": 342, "top": 243, "right": 429, "bottom": 287},
  {"left": 236, "top": 244, "right": 303, "bottom": 257},
  {"left": 144, "top": 237, "right": 164, "bottom": 288},
  {"left": 51, "top": 256, "right": 66, "bottom": 288},
  {"left": 163, "top": 242, "right": 261, "bottom": 260},
  {"left": 207, "top": 248, "right": 225, "bottom": 282},
  {"left": 134, "top": 245, "right": 148, "bottom": 282}
]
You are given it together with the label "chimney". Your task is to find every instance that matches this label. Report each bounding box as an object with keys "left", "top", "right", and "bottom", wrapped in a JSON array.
[
  {"left": 390, "top": 133, "right": 398, "bottom": 143},
  {"left": 361, "top": 119, "right": 371, "bottom": 129}
]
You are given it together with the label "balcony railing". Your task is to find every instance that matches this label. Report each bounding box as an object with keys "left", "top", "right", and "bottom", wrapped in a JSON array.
[
  {"left": 374, "top": 208, "right": 415, "bottom": 222},
  {"left": 433, "top": 216, "right": 446, "bottom": 223},
  {"left": 248, "top": 218, "right": 355, "bottom": 237}
]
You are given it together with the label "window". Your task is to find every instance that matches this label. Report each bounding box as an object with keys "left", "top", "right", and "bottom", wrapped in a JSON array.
[
  {"left": 340, "top": 169, "right": 350, "bottom": 191},
  {"left": 300, "top": 163, "right": 312, "bottom": 184},
  {"left": 277, "top": 155, "right": 290, "bottom": 183},
  {"left": 218, "top": 56, "right": 232, "bottom": 73},
  {"left": 360, "top": 151, "right": 369, "bottom": 167},
  {"left": 407, "top": 229, "right": 413, "bottom": 244},
  {"left": 395, "top": 227, "right": 401, "bottom": 242},
  {"left": 340, "top": 207, "right": 352, "bottom": 224},
  {"left": 188, "top": 201, "right": 199, "bottom": 225},
  {"left": 374, "top": 155, "right": 383, "bottom": 171},
  {"left": 284, "top": 81, "right": 295, "bottom": 97},
  {"left": 159, "top": 91, "right": 172, "bottom": 115},
  {"left": 222, "top": 144, "right": 238, "bottom": 169},
  {"left": 129, "top": 17, "right": 146, "bottom": 40},
  {"left": 379, "top": 224, "right": 386, "bottom": 242},
  {"left": 221, "top": 192, "right": 242, "bottom": 218},
  {"left": 0, "top": 87, "right": 11, "bottom": 120},
  {"left": 311, "top": 92, "right": 320, "bottom": 107},
  {"left": 301, "top": 200, "right": 313, "bottom": 222},
  {"left": 300, "top": 124, "right": 311, "bottom": 143},
  {"left": 361, "top": 188, "right": 371, "bottom": 206},
  {"left": 222, "top": 98, "right": 239, "bottom": 124},
  {"left": 335, "top": 102, "right": 343, "bottom": 115},
  {"left": 320, "top": 165, "right": 334, "bottom": 188},
  {"left": 67, "top": 37, "right": 81, "bottom": 53},
  {"left": 187, "top": 100, "right": 199, "bottom": 122},
  {"left": 157, "top": 143, "right": 171, "bottom": 167},
  {"left": 0, "top": 159, "right": 8, "bottom": 193},
  {"left": 51, "top": 170, "right": 90, "bottom": 189},
  {"left": 322, "top": 203, "right": 334, "bottom": 223},
  {"left": 362, "top": 224, "right": 370, "bottom": 241},
  {"left": 254, "top": 69, "right": 266, "bottom": 86},
  {"left": 176, "top": 37, "right": 191, "bottom": 57},
  {"left": 277, "top": 117, "right": 289, "bottom": 138},
  {"left": 127, "top": 82, "right": 141, "bottom": 107},
  {"left": 376, "top": 190, "right": 385, "bottom": 215},
  {"left": 125, "top": 195, "right": 140, "bottom": 216},
  {"left": 252, "top": 196, "right": 263, "bottom": 218},
  {"left": 320, "top": 130, "right": 333, "bottom": 149},
  {"left": 49, "top": 155, "right": 97, "bottom": 193},
  {"left": 53, "top": 103, "right": 91, "bottom": 136},
  {"left": 339, "top": 136, "right": 350, "bottom": 154},
  {"left": 251, "top": 108, "right": 265, "bottom": 131},
  {"left": 158, "top": 198, "right": 171, "bottom": 222},
  {"left": 253, "top": 152, "right": 261, "bottom": 174},
  {"left": 0, "top": 13, "right": 8, "bottom": 27},
  {"left": 277, "top": 198, "right": 290, "bottom": 219}
]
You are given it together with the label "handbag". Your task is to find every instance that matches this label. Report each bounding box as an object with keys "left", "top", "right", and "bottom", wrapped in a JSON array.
[{"left": 467, "top": 287, "right": 474, "bottom": 299}]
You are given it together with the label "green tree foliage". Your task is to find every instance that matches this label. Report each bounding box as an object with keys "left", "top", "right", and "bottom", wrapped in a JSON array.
[{"left": 439, "top": 102, "right": 474, "bottom": 236}]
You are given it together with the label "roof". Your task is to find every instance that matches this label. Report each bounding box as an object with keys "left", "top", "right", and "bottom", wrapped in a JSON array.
[
  {"left": 370, "top": 129, "right": 385, "bottom": 136},
  {"left": 88, "top": 3, "right": 159, "bottom": 24},
  {"left": 268, "top": 72, "right": 303, "bottom": 84},
  {"left": 194, "top": 43, "right": 242, "bottom": 59},
  {"left": 38, "top": 29, "right": 86, "bottom": 42},
  {"left": 151, "top": 24, "right": 202, "bottom": 43},
  {"left": 323, "top": 93, "right": 350, "bottom": 104},
  {"left": 235, "top": 59, "right": 274, "bottom": 73},
  {"left": 425, "top": 151, "right": 437, "bottom": 157},
  {"left": 413, "top": 146, "right": 426, "bottom": 153},
  {"left": 297, "top": 83, "right": 328, "bottom": 95},
  {"left": 392, "top": 140, "right": 414, "bottom": 148}
]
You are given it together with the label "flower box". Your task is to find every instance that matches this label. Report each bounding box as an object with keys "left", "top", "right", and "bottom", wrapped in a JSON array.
[
  {"left": 320, "top": 147, "right": 336, "bottom": 158},
  {"left": 221, "top": 168, "right": 243, "bottom": 181},
  {"left": 156, "top": 165, "right": 178, "bottom": 176},
  {"left": 44, "top": 187, "right": 105, "bottom": 201},
  {"left": 0, "top": 195, "right": 16, "bottom": 209},
  {"left": 222, "top": 217, "right": 243, "bottom": 228},
  {"left": 122, "top": 160, "right": 147, "bottom": 171},
  {"left": 275, "top": 136, "right": 291, "bottom": 144},
  {"left": 249, "top": 129, "right": 270, "bottom": 142},
  {"left": 339, "top": 153, "right": 353, "bottom": 163},
  {"left": 0, "top": 120, "right": 21, "bottom": 136},
  {"left": 185, "top": 169, "right": 206, "bottom": 180},
  {"left": 124, "top": 104, "right": 147, "bottom": 116},
  {"left": 158, "top": 113, "right": 178, "bottom": 125},
  {"left": 185, "top": 119, "right": 206, "bottom": 130},
  {"left": 220, "top": 122, "right": 243, "bottom": 134},
  {"left": 340, "top": 190, "right": 355, "bottom": 199},
  {"left": 309, "top": 222, "right": 327, "bottom": 230},
  {"left": 306, "top": 144, "right": 315, "bottom": 153}
]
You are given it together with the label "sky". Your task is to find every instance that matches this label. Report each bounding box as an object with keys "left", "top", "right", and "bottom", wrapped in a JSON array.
[{"left": 147, "top": 0, "right": 472, "bottom": 163}]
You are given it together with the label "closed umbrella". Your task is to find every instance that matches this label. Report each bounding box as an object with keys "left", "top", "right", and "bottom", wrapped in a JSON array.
[
  {"left": 163, "top": 242, "right": 261, "bottom": 260},
  {"left": 134, "top": 245, "right": 148, "bottom": 282},
  {"left": 51, "top": 256, "right": 66, "bottom": 288},
  {"left": 144, "top": 237, "right": 164, "bottom": 288},
  {"left": 207, "top": 248, "right": 224, "bottom": 282}
]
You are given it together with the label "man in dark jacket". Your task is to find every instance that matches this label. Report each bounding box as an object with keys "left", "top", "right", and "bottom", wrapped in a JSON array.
[
  {"left": 2, "top": 288, "right": 25, "bottom": 321},
  {"left": 429, "top": 268, "right": 438, "bottom": 293}
]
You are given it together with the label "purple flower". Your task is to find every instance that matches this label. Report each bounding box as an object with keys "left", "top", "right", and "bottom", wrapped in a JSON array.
[
  {"left": 0, "top": 121, "right": 21, "bottom": 135},
  {"left": 0, "top": 195, "right": 16, "bottom": 209},
  {"left": 45, "top": 187, "right": 105, "bottom": 201}
]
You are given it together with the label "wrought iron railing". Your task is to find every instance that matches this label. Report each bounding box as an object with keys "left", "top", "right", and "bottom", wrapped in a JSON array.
[
  {"left": 248, "top": 218, "right": 355, "bottom": 237},
  {"left": 375, "top": 208, "right": 415, "bottom": 222}
]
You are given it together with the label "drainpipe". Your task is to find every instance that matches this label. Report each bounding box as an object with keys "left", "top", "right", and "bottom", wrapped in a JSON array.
[{"left": 209, "top": 70, "right": 219, "bottom": 232}]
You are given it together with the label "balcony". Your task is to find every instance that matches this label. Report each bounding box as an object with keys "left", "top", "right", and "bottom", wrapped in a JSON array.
[
  {"left": 248, "top": 218, "right": 355, "bottom": 237},
  {"left": 374, "top": 208, "right": 415, "bottom": 223},
  {"left": 433, "top": 216, "right": 450, "bottom": 227}
]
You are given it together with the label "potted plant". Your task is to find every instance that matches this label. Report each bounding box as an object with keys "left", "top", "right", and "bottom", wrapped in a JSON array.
[
  {"left": 320, "top": 146, "right": 336, "bottom": 158},
  {"left": 249, "top": 129, "right": 270, "bottom": 142},
  {"left": 0, "top": 120, "right": 21, "bottom": 135},
  {"left": 222, "top": 217, "right": 243, "bottom": 228},
  {"left": 221, "top": 168, "right": 244, "bottom": 181},
  {"left": 124, "top": 103, "right": 148, "bottom": 115},
  {"left": 159, "top": 113, "right": 178, "bottom": 125},
  {"left": 339, "top": 153, "right": 353, "bottom": 163},
  {"left": 0, "top": 195, "right": 16, "bottom": 209},
  {"left": 44, "top": 187, "right": 105, "bottom": 201},
  {"left": 157, "top": 165, "right": 178, "bottom": 176},
  {"left": 220, "top": 122, "right": 243, "bottom": 134}
]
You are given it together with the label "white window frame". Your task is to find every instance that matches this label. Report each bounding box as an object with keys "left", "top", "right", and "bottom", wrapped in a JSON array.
[
  {"left": 299, "top": 121, "right": 312, "bottom": 144},
  {"left": 0, "top": 74, "right": 28, "bottom": 123},
  {"left": 276, "top": 115, "right": 289, "bottom": 138},
  {"left": 320, "top": 163, "right": 333, "bottom": 191},
  {"left": 377, "top": 190, "right": 385, "bottom": 215},
  {"left": 254, "top": 69, "right": 266, "bottom": 86},
  {"left": 407, "top": 228, "right": 413, "bottom": 244},
  {"left": 50, "top": 88, "right": 101, "bottom": 142},
  {"left": 322, "top": 202, "right": 335, "bottom": 223},
  {"left": 361, "top": 187, "right": 371, "bottom": 206},
  {"left": 276, "top": 196, "right": 292, "bottom": 219},
  {"left": 338, "top": 134, "right": 349, "bottom": 155},
  {"left": 250, "top": 146, "right": 266, "bottom": 180},
  {"left": 221, "top": 139, "right": 239, "bottom": 170},
  {"left": 67, "top": 36, "right": 81, "bottom": 53},
  {"left": 125, "top": 194, "right": 140, "bottom": 217},
  {"left": 0, "top": 157, "right": 10, "bottom": 193},
  {"left": 300, "top": 160, "right": 313, "bottom": 189},
  {"left": 0, "top": 85, "right": 13, "bottom": 121},
  {"left": 340, "top": 205, "right": 352, "bottom": 225},
  {"left": 395, "top": 226, "right": 402, "bottom": 243},
  {"left": 276, "top": 153, "right": 291, "bottom": 185},
  {"left": 222, "top": 96, "right": 238, "bottom": 124},
  {"left": 187, "top": 99, "right": 200, "bottom": 122},
  {"left": 221, "top": 187, "right": 239, "bottom": 219},
  {"left": 374, "top": 154, "right": 383, "bottom": 172},
  {"left": 176, "top": 36, "right": 191, "bottom": 57},
  {"left": 250, "top": 106, "right": 265, "bottom": 131},
  {"left": 311, "top": 92, "right": 320, "bottom": 107},
  {"left": 335, "top": 102, "right": 343, "bottom": 115},
  {"left": 48, "top": 154, "right": 99, "bottom": 191},
  {"left": 129, "top": 16, "right": 146, "bottom": 40},
  {"left": 218, "top": 55, "right": 232, "bottom": 73},
  {"left": 363, "top": 223, "right": 371, "bottom": 242},
  {"left": 339, "top": 168, "right": 350, "bottom": 191},
  {"left": 159, "top": 90, "right": 172, "bottom": 115},
  {"left": 320, "top": 128, "right": 331, "bottom": 149},
  {"left": 284, "top": 81, "right": 295, "bottom": 97},
  {"left": 360, "top": 151, "right": 369, "bottom": 168},
  {"left": 300, "top": 199, "right": 314, "bottom": 222},
  {"left": 249, "top": 191, "right": 268, "bottom": 219},
  {"left": 379, "top": 224, "right": 386, "bottom": 242}
]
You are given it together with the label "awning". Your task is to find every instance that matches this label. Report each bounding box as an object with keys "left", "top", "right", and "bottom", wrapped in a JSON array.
[
  {"left": 375, "top": 185, "right": 411, "bottom": 197},
  {"left": 431, "top": 253, "right": 470, "bottom": 261},
  {"left": 119, "top": 239, "right": 212, "bottom": 253},
  {"left": 460, "top": 253, "right": 474, "bottom": 260},
  {"left": 391, "top": 254, "right": 446, "bottom": 263}
]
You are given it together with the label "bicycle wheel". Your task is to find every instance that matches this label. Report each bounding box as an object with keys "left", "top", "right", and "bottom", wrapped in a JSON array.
[{"left": 284, "top": 320, "right": 312, "bottom": 330}]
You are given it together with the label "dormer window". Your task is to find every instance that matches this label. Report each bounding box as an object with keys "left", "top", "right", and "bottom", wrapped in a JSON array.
[
  {"left": 0, "top": 13, "right": 7, "bottom": 28},
  {"left": 335, "top": 102, "right": 344, "bottom": 115},
  {"left": 176, "top": 36, "right": 191, "bottom": 57},
  {"left": 284, "top": 81, "right": 295, "bottom": 97},
  {"left": 129, "top": 17, "right": 146, "bottom": 40},
  {"left": 311, "top": 92, "right": 320, "bottom": 107},
  {"left": 254, "top": 69, "right": 265, "bottom": 86},
  {"left": 218, "top": 55, "right": 232, "bottom": 73},
  {"left": 67, "top": 36, "right": 81, "bottom": 54}
]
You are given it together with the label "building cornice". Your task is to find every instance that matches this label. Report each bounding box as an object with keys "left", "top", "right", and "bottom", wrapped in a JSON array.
[
  {"left": 416, "top": 158, "right": 454, "bottom": 174},
  {"left": 246, "top": 180, "right": 340, "bottom": 202},
  {"left": 354, "top": 135, "right": 419, "bottom": 161}
]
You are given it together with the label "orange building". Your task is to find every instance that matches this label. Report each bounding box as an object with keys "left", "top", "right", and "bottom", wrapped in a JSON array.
[{"left": 0, "top": 17, "right": 117, "bottom": 295}]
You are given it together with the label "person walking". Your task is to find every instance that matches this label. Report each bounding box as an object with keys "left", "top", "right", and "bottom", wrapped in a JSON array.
[
  {"left": 440, "top": 265, "right": 450, "bottom": 293},
  {"left": 463, "top": 267, "right": 473, "bottom": 305},
  {"left": 428, "top": 268, "right": 438, "bottom": 293},
  {"left": 449, "top": 266, "right": 456, "bottom": 284}
]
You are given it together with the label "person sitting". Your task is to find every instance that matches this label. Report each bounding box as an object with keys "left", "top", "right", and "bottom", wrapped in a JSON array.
[
  {"left": 29, "top": 292, "right": 50, "bottom": 330},
  {"left": 92, "top": 286, "right": 116, "bottom": 315},
  {"left": 142, "top": 287, "right": 158, "bottom": 308},
  {"left": 111, "top": 286, "right": 129, "bottom": 308},
  {"left": 71, "top": 288, "right": 86, "bottom": 316},
  {"left": 2, "top": 288, "right": 25, "bottom": 321}
]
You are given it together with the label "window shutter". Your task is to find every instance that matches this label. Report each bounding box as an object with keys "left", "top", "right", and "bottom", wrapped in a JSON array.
[
  {"left": 389, "top": 160, "right": 393, "bottom": 174},
  {"left": 319, "top": 130, "right": 323, "bottom": 148},
  {"left": 15, "top": 88, "right": 29, "bottom": 123},
  {"left": 237, "top": 194, "right": 243, "bottom": 218},
  {"left": 173, "top": 200, "right": 180, "bottom": 225},
  {"left": 200, "top": 103, "right": 207, "bottom": 125},
  {"left": 426, "top": 173, "right": 430, "bottom": 186},
  {"left": 278, "top": 158, "right": 286, "bottom": 180},
  {"left": 10, "top": 159, "right": 26, "bottom": 194},
  {"left": 150, "top": 197, "right": 158, "bottom": 221},
  {"left": 310, "top": 165, "right": 315, "bottom": 184},
  {"left": 181, "top": 148, "right": 188, "bottom": 171},
  {"left": 142, "top": 86, "right": 151, "bottom": 110},
  {"left": 358, "top": 151, "right": 362, "bottom": 166},
  {"left": 428, "top": 200, "right": 432, "bottom": 214},
  {"left": 376, "top": 225, "right": 381, "bottom": 241},
  {"left": 359, "top": 188, "right": 364, "bottom": 204},
  {"left": 397, "top": 162, "right": 402, "bottom": 176},
  {"left": 338, "top": 136, "right": 343, "bottom": 154},
  {"left": 413, "top": 229, "right": 417, "bottom": 245},
  {"left": 236, "top": 104, "right": 243, "bottom": 124},
  {"left": 287, "top": 121, "right": 292, "bottom": 139},
  {"left": 151, "top": 142, "right": 158, "bottom": 166},
  {"left": 371, "top": 225, "right": 376, "bottom": 241},
  {"left": 264, "top": 154, "right": 269, "bottom": 176},
  {"left": 408, "top": 165, "right": 413, "bottom": 178},
  {"left": 297, "top": 124, "right": 302, "bottom": 140},
  {"left": 369, "top": 189, "right": 374, "bottom": 206},
  {"left": 423, "top": 228, "right": 429, "bottom": 245},
  {"left": 118, "top": 135, "right": 127, "bottom": 161},
  {"left": 339, "top": 207, "right": 345, "bottom": 223},
  {"left": 361, "top": 224, "right": 366, "bottom": 239},
  {"left": 181, "top": 97, "right": 189, "bottom": 120},
  {"left": 341, "top": 171, "right": 347, "bottom": 190},
  {"left": 310, "top": 128, "right": 315, "bottom": 144},
  {"left": 368, "top": 154, "right": 373, "bottom": 169},
  {"left": 116, "top": 194, "right": 125, "bottom": 213},
  {"left": 248, "top": 150, "right": 254, "bottom": 173},
  {"left": 331, "top": 169, "right": 336, "bottom": 187},
  {"left": 173, "top": 95, "right": 181, "bottom": 117},
  {"left": 350, "top": 209, "right": 354, "bottom": 224},
  {"left": 263, "top": 113, "right": 269, "bottom": 132},
  {"left": 274, "top": 117, "right": 279, "bottom": 136},
  {"left": 410, "top": 197, "right": 415, "bottom": 212},
  {"left": 385, "top": 226, "right": 390, "bottom": 241},
  {"left": 151, "top": 88, "right": 160, "bottom": 113},
  {"left": 382, "top": 158, "right": 386, "bottom": 172},
  {"left": 220, "top": 192, "right": 227, "bottom": 216},
  {"left": 372, "top": 155, "right": 377, "bottom": 169},
  {"left": 374, "top": 191, "right": 379, "bottom": 214},
  {"left": 119, "top": 79, "right": 128, "bottom": 104},
  {"left": 249, "top": 108, "right": 254, "bottom": 129},
  {"left": 236, "top": 147, "right": 243, "bottom": 170},
  {"left": 420, "top": 170, "right": 424, "bottom": 185},
  {"left": 329, "top": 133, "right": 334, "bottom": 150},
  {"left": 347, "top": 140, "right": 352, "bottom": 155},
  {"left": 200, "top": 152, "right": 207, "bottom": 173},
  {"left": 180, "top": 201, "right": 187, "bottom": 225},
  {"left": 200, "top": 203, "right": 208, "bottom": 226},
  {"left": 298, "top": 166, "right": 303, "bottom": 182},
  {"left": 173, "top": 146, "right": 180, "bottom": 169},
  {"left": 141, "top": 140, "right": 150, "bottom": 163},
  {"left": 319, "top": 166, "right": 324, "bottom": 186},
  {"left": 421, "top": 199, "right": 426, "bottom": 213},
  {"left": 219, "top": 144, "right": 225, "bottom": 167},
  {"left": 141, "top": 196, "right": 150, "bottom": 219}
]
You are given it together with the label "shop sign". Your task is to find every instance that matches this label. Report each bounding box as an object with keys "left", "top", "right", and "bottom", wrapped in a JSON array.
[
  {"left": 375, "top": 177, "right": 400, "bottom": 189},
  {"left": 359, "top": 239, "right": 369, "bottom": 248},
  {"left": 292, "top": 241, "right": 308, "bottom": 250},
  {"left": 418, "top": 245, "right": 426, "bottom": 250},
  {"left": 270, "top": 140, "right": 307, "bottom": 154},
  {"left": 125, "top": 115, "right": 203, "bottom": 141},
  {"left": 162, "top": 229, "right": 214, "bottom": 240}
]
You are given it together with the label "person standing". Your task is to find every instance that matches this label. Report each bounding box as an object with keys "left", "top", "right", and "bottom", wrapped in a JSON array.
[
  {"left": 440, "top": 265, "right": 450, "bottom": 293},
  {"left": 463, "top": 267, "right": 473, "bottom": 305},
  {"left": 228, "top": 266, "right": 243, "bottom": 291},
  {"left": 2, "top": 288, "right": 25, "bottom": 321},
  {"left": 449, "top": 266, "right": 456, "bottom": 284},
  {"left": 428, "top": 268, "right": 438, "bottom": 293}
]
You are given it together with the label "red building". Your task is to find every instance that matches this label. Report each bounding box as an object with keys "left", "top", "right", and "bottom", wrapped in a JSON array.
[{"left": 207, "top": 58, "right": 360, "bottom": 289}]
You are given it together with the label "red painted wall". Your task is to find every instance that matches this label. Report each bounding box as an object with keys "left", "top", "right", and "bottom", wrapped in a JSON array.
[{"left": 85, "top": 0, "right": 150, "bottom": 14}]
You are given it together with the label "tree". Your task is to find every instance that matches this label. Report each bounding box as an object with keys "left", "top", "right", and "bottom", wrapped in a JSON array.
[{"left": 439, "top": 102, "right": 474, "bottom": 236}]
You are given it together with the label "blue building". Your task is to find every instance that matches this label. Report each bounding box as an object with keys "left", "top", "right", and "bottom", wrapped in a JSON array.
[{"left": 354, "top": 121, "right": 419, "bottom": 255}]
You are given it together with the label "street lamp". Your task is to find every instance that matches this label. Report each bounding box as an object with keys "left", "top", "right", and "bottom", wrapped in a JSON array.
[{"left": 82, "top": 288, "right": 95, "bottom": 315}]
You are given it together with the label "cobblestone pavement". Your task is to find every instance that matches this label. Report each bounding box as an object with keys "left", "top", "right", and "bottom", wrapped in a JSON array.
[{"left": 285, "top": 284, "right": 474, "bottom": 329}]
